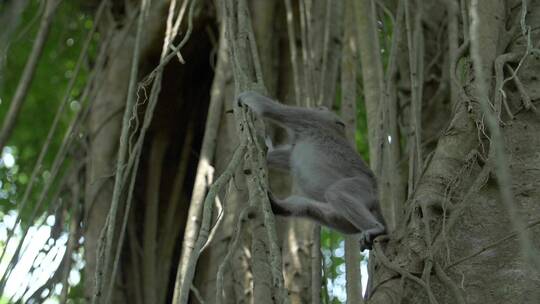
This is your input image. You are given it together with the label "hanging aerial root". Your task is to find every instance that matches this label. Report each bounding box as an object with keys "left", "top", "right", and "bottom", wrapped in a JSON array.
[
  {"left": 446, "top": 218, "right": 540, "bottom": 269},
  {"left": 216, "top": 205, "right": 256, "bottom": 304},
  {"left": 173, "top": 140, "right": 247, "bottom": 304},
  {"left": 373, "top": 240, "right": 439, "bottom": 304}
]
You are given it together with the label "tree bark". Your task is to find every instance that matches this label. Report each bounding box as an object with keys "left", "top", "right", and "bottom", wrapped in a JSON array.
[{"left": 368, "top": 1, "right": 540, "bottom": 303}]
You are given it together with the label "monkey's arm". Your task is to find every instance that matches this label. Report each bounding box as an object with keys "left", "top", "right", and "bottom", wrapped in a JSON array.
[{"left": 238, "top": 91, "right": 311, "bottom": 130}]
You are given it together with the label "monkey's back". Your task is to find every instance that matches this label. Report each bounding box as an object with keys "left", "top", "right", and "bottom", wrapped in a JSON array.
[{"left": 290, "top": 134, "right": 374, "bottom": 200}]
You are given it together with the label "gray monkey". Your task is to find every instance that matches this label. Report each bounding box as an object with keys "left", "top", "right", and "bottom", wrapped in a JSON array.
[{"left": 238, "top": 91, "right": 386, "bottom": 250}]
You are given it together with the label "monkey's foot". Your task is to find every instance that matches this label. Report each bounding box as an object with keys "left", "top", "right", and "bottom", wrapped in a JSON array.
[
  {"left": 359, "top": 225, "right": 386, "bottom": 251},
  {"left": 359, "top": 232, "right": 374, "bottom": 251}
]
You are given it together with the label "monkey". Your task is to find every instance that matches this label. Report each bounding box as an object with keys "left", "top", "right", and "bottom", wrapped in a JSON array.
[{"left": 237, "top": 91, "right": 386, "bottom": 251}]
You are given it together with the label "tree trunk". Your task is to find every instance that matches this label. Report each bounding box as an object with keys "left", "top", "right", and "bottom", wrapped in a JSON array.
[
  {"left": 367, "top": 1, "right": 540, "bottom": 303},
  {"left": 75, "top": 0, "right": 540, "bottom": 303},
  {"left": 84, "top": 1, "right": 215, "bottom": 302}
]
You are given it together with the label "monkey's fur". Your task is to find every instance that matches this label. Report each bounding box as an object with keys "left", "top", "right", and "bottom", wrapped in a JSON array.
[{"left": 238, "top": 91, "right": 386, "bottom": 251}]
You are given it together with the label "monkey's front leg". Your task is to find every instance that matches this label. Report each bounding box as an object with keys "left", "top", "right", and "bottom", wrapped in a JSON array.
[
  {"left": 237, "top": 91, "right": 308, "bottom": 129},
  {"left": 237, "top": 91, "right": 283, "bottom": 116}
]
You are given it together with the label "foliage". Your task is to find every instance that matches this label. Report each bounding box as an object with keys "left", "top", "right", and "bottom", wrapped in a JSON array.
[
  {"left": 321, "top": 228, "right": 347, "bottom": 303},
  {"left": 0, "top": 0, "right": 93, "bottom": 217},
  {"left": 321, "top": 87, "right": 370, "bottom": 303},
  {"left": 0, "top": 1, "right": 94, "bottom": 302}
]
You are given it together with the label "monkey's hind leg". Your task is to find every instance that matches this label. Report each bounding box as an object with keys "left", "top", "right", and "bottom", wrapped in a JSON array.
[
  {"left": 267, "top": 192, "right": 358, "bottom": 233},
  {"left": 267, "top": 145, "right": 292, "bottom": 172},
  {"left": 325, "top": 178, "right": 386, "bottom": 250}
]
